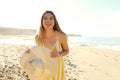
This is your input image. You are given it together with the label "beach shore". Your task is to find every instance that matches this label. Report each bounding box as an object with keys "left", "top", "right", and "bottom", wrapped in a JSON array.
[
  {"left": 68, "top": 45, "right": 120, "bottom": 80},
  {"left": 0, "top": 31, "right": 120, "bottom": 80},
  {"left": 0, "top": 35, "right": 120, "bottom": 80}
]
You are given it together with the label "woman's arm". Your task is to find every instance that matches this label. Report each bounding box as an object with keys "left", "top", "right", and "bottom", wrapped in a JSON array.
[
  {"left": 50, "top": 33, "right": 69, "bottom": 58},
  {"left": 59, "top": 34, "right": 69, "bottom": 56}
]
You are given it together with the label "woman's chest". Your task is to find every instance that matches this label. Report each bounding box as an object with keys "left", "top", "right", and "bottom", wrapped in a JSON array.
[{"left": 43, "top": 37, "right": 58, "bottom": 49}]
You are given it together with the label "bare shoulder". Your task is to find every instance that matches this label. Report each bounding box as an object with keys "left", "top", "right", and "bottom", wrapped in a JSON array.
[
  {"left": 35, "top": 34, "right": 38, "bottom": 38},
  {"left": 35, "top": 34, "right": 42, "bottom": 46},
  {"left": 56, "top": 31, "right": 68, "bottom": 42},
  {"left": 56, "top": 31, "right": 69, "bottom": 53},
  {"left": 35, "top": 34, "right": 39, "bottom": 41}
]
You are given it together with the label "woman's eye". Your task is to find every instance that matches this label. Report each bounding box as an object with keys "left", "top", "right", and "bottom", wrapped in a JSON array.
[{"left": 50, "top": 17, "right": 54, "bottom": 20}]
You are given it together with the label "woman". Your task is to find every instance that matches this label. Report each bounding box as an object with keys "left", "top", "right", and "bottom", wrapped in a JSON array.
[
  {"left": 25, "top": 10, "right": 69, "bottom": 80},
  {"left": 35, "top": 10, "right": 69, "bottom": 80}
]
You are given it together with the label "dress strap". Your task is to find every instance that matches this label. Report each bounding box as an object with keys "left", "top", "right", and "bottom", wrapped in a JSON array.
[
  {"left": 41, "top": 39, "right": 45, "bottom": 47},
  {"left": 55, "top": 31, "right": 63, "bottom": 52},
  {"left": 55, "top": 31, "right": 59, "bottom": 51}
]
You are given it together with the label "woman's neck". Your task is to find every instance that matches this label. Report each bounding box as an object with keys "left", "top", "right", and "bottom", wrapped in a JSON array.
[{"left": 44, "top": 29, "right": 55, "bottom": 38}]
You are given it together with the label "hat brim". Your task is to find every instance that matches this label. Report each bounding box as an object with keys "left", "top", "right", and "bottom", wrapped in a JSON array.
[{"left": 20, "top": 46, "right": 58, "bottom": 79}]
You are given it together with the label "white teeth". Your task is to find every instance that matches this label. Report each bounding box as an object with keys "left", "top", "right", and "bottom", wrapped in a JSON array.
[
  {"left": 45, "top": 23, "right": 51, "bottom": 26},
  {"left": 46, "top": 24, "right": 51, "bottom": 25}
]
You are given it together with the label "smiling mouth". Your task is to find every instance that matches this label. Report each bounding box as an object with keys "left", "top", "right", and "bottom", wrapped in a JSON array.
[{"left": 45, "top": 23, "right": 52, "bottom": 27}]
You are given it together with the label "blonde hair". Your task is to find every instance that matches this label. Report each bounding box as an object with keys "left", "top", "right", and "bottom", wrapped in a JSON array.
[{"left": 35, "top": 10, "right": 66, "bottom": 45}]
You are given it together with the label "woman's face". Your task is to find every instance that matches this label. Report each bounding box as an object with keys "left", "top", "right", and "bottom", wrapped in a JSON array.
[{"left": 42, "top": 13, "right": 55, "bottom": 29}]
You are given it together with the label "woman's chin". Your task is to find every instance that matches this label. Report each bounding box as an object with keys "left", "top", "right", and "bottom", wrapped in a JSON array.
[{"left": 45, "top": 26, "right": 53, "bottom": 28}]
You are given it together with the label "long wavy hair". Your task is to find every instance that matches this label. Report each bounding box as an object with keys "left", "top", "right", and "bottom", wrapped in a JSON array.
[{"left": 35, "top": 10, "right": 66, "bottom": 45}]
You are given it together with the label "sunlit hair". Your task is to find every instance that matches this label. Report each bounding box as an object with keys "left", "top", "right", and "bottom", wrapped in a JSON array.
[{"left": 35, "top": 10, "right": 66, "bottom": 45}]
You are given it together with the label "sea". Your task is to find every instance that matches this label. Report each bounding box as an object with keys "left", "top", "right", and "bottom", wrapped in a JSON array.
[
  {"left": 68, "top": 36, "right": 120, "bottom": 51},
  {"left": 0, "top": 35, "right": 120, "bottom": 51}
]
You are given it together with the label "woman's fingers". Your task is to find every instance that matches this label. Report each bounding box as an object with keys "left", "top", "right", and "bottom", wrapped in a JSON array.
[{"left": 50, "top": 51, "right": 60, "bottom": 58}]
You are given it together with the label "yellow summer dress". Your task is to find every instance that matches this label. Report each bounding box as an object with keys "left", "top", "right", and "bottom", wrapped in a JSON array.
[{"left": 42, "top": 38, "right": 65, "bottom": 80}]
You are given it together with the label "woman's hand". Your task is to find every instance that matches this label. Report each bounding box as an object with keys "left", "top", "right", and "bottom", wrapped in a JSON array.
[
  {"left": 50, "top": 51, "right": 60, "bottom": 58},
  {"left": 24, "top": 49, "right": 30, "bottom": 54}
]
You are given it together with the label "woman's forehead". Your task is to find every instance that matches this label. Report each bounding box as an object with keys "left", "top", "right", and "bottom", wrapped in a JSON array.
[{"left": 44, "top": 13, "right": 54, "bottom": 17}]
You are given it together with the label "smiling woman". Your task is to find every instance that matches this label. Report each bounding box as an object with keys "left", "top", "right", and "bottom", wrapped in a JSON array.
[
  {"left": 23, "top": 10, "right": 69, "bottom": 80},
  {"left": 43, "top": 13, "right": 55, "bottom": 28}
]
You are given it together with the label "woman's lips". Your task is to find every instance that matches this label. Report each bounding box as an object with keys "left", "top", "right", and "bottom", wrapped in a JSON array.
[{"left": 45, "top": 23, "right": 52, "bottom": 27}]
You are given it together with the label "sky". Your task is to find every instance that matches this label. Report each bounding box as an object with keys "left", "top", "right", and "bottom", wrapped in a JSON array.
[{"left": 0, "top": 0, "right": 120, "bottom": 37}]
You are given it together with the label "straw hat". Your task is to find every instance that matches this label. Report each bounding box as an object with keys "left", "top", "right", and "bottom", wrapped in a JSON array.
[{"left": 20, "top": 46, "right": 58, "bottom": 80}]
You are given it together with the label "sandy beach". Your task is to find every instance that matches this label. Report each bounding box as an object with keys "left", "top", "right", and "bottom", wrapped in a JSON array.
[{"left": 0, "top": 34, "right": 120, "bottom": 80}]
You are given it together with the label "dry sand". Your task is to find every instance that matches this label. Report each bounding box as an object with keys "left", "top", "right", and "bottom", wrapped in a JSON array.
[{"left": 0, "top": 35, "right": 120, "bottom": 80}]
